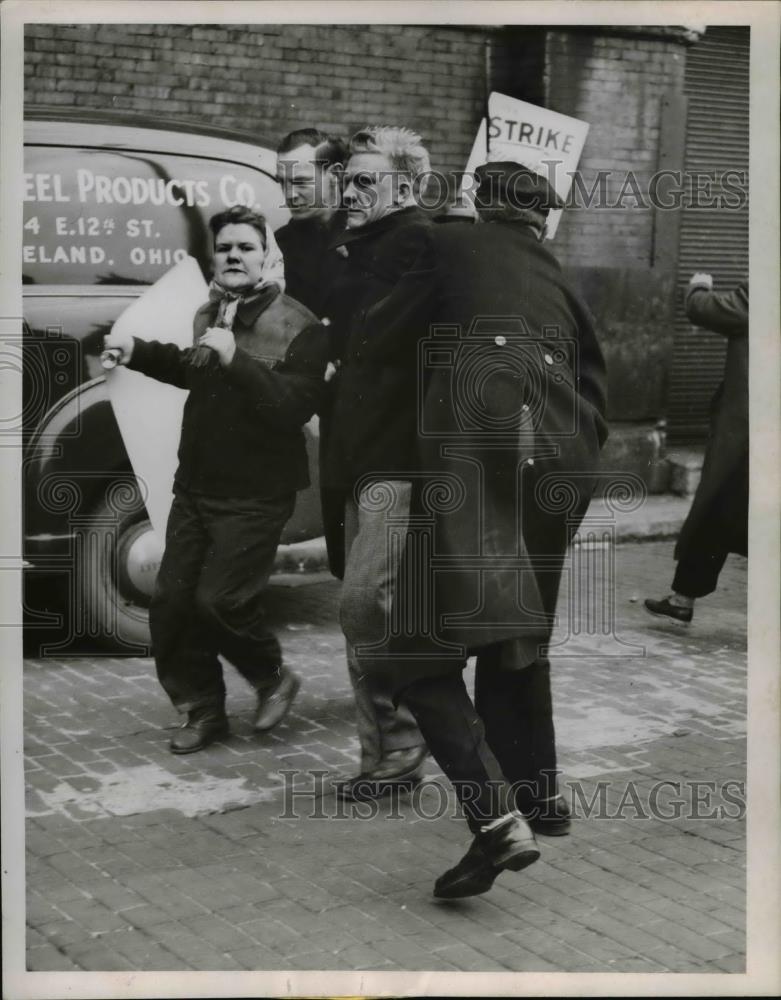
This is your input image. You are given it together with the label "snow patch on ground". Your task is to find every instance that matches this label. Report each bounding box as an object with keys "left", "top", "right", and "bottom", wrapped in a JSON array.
[{"left": 34, "top": 763, "right": 280, "bottom": 819}]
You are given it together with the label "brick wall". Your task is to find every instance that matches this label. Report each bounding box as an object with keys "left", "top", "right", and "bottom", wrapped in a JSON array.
[
  {"left": 541, "top": 29, "right": 688, "bottom": 268},
  {"left": 24, "top": 24, "right": 689, "bottom": 240},
  {"left": 24, "top": 21, "right": 692, "bottom": 436},
  {"left": 24, "top": 23, "right": 489, "bottom": 183}
]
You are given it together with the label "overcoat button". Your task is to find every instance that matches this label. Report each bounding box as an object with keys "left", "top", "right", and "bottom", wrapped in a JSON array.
[
  {"left": 494, "top": 335, "right": 507, "bottom": 346},
  {"left": 544, "top": 353, "right": 553, "bottom": 365}
]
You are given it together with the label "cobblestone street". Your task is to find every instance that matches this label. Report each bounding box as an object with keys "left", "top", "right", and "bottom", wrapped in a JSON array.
[{"left": 22, "top": 540, "right": 747, "bottom": 975}]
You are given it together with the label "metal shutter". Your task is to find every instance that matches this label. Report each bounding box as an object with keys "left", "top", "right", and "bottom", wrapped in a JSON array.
[{"left": 666, "top": 26, "right": 750, "bottom": 444}]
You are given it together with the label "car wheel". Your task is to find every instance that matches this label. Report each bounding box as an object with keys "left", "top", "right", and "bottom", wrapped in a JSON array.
[{"left": 79, "top": 480, "right": 161, "bottom": 652}]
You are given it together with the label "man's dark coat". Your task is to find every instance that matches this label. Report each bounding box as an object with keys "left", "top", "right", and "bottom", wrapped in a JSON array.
[
  {"left": 321, "top": 207, "right": 436, "bottom": 577},
  {"left": 274, "top": 210, "right": 349, "bottom": 575},
  {"left": 675, "top": 281, "right": 749, "bottom": 562},
  {"left": 274, "top": 211, "right": 346, "bottom": 319},
  {"left": 325, "top": 216, "right": 608, "bottom": 690}
]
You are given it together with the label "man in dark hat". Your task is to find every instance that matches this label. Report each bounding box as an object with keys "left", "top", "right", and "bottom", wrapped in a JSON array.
[
  {"left": 327, "top": 153, "right": 608, "bottom": 897},
  {"left": 472, "top": 159, "right": 565, "bottom": 230}
]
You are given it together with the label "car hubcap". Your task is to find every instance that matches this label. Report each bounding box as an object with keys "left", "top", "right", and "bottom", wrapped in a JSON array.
[{"left": 117, "top": 520, "right": 162, "bottom": 605}]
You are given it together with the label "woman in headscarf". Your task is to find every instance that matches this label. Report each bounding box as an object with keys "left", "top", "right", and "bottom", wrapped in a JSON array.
[{"left": 104, "top": 205, "right": 330, "bottom": 753}]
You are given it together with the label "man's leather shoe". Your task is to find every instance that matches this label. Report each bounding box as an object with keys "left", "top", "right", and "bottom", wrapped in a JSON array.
[
  {"left": 170, "top": 708, "right": 229, "bottom": 754},
  {"left": 253, "top": 667, "right": 301, "bottom": 731},
  {"left": 644, "top": 596, "right": 693, "bottom": 623},
  {"left": 433, "top": 837, "right": 500, "bottom": 899},
  {"left": 526, "top": 795, "right": 572, "bottom": 836},
  {"left": 434, "top": 812, "right": 540, "bottom": 899},
  {"left": 335, "top": 745, "right": 428, "bottom": 802}
]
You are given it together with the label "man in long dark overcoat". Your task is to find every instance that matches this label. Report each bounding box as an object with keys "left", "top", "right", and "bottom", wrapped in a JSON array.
[
  {"left": 327, "top": 154, "right": 608, "bottom": 897},
  {"left": 646, "top": 275, "right": 748, "bottom": 622}
]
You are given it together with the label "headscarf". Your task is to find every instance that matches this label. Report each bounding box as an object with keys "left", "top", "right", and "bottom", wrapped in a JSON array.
[{"left": 189, "top": 222, "right": 286, "bottom": 366}]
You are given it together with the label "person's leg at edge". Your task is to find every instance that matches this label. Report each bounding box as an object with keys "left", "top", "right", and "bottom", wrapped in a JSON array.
[
  {"left": 671, "top": 547, "right": 729, "bottom": 602},
  {"left": 645, "top": 546, "right": 729, "bottom": 622}
]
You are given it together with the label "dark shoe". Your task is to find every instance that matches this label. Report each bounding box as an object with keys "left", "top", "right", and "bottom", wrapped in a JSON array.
[
  {"left": 434, "top": 812, "right": 540, "bottom": 900},
  {"left": 253, "top": 667, "right": 301, "bottom": 731},
  {"left": 481, "top": 811, "right": 541, "bottom": 870},
  {"left": 335, "top": 745, "right": 428, "bottom": 802},
  {"left": 434, "top": 837, "right": 500, "bottom": 899},
  {"left": 526, "top": 795, "right": 572, "bottom": 837},
  {"left": 170, "top": 708, "right": 229, "bottom": 754},
  {"left": 644, "top": 596, "right": 693, "bottom": 624}
]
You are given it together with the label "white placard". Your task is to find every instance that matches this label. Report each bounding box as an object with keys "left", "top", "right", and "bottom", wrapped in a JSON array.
[
  {"left": 463, "top": 92, "right": 590, "bottom": 238},
  {"left": 105, "top": 256, "right": 208, "bottom": 539}
]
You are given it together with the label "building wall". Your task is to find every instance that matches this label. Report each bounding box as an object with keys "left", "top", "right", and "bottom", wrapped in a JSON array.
[
  {"left": 542, "top": 29, "right": 687, "bottom": 268},
  {"left": 24, "top": 23, "right": 488, "bottom": 181},
  {"left": 24, "top": 23, "right": 689, "bottom": 261},
  {"left": 538, "top": 28, "right": 690, "bottom": 449},
  {"left": 24, "top": 21, "right": 699, "bottom": 484}
]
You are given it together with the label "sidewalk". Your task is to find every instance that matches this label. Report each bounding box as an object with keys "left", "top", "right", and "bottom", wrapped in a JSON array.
[
  {"left": 274, "top": 493, "right": 694, "bottom": 573},
  {"left": 23, "top": 540, "right": 746, "bottom": 974}
]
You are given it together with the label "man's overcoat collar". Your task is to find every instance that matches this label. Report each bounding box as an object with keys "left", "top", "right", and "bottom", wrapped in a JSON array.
[{"left": 330, "top": 206, "right": 428, "bottom": 252}]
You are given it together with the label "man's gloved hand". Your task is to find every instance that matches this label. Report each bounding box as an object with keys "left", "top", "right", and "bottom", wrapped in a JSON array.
[
  {"left": 198, "top": 326, "right": 237, "bottom": 366},
  {"left": 689, "top": 272, "right": 714, "bottom": 291}
]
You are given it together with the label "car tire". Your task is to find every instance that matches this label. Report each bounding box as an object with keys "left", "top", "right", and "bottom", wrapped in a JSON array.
[{"left": 79, "top": 479, "right": 160, "bottom": 653}]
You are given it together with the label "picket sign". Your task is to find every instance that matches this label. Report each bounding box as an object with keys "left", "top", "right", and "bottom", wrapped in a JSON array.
[
  {"left": 105, "top": 256, "right": 208, "bottom": 539},
  {"left": 463, "top": 92, "right": 590, "bottom": 238}
]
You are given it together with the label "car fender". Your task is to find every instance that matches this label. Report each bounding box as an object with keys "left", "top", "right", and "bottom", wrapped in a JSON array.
[{"left": 24, "top": 376, "right": 132, "bottom": 553}]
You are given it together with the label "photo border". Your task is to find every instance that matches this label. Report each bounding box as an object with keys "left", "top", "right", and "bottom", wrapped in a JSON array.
[{"left": 2, "top": 2, "right": 779, "bottom": 997}]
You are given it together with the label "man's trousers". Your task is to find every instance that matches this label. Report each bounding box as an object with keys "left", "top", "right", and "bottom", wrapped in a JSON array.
[
  {"left": 338, "top": 480, "right": 560, "bottom": 826},
  {"left": 150, "top": 489, "right": 295, "bottom": 713},
  {"left": 339, "top": 481, "right": 425, "bottom": 770}
]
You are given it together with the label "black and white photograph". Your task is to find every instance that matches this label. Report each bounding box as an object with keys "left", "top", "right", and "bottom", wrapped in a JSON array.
[{"left": 1, "top": 1, "right": 779, "bottom": 997}]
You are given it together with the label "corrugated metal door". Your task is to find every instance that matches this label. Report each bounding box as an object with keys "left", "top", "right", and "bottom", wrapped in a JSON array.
[{"left": 666, "top": 26, "right": 750, "bottom": 444}]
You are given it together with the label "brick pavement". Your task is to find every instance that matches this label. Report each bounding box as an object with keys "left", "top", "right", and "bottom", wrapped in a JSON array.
[{"left": 22, "top": 541, "right": 747, "bottom": 974}]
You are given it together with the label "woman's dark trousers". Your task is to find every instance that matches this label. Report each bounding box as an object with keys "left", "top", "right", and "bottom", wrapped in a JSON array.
[{"left": 149, "top": 489, "right": 295, "bottom": 714}]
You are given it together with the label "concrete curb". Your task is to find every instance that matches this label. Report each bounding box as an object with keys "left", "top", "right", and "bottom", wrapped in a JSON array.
[
  {"left": 588, "top": 494, "right": 690, "bottom": 543},
  {"left": 273, "top": 495, "right": 690, "bottom": 576}
]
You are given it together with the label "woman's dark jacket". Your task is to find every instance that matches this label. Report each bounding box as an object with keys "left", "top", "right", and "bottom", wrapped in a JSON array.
[
  {"left": 675, "top": 280, "right": 749, "bottom": 560},
  {"left": 127, "top": 286, "right": 329, "bottom": 499}
]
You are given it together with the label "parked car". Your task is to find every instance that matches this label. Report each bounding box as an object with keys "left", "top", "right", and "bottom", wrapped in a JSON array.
[{"left": 23, "top": 109, "right": 322, "bottom": 651}]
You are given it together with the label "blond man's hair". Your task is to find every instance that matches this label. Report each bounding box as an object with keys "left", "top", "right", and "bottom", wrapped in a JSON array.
[{"left": 349, "top": 126, "right": 431, "bottom": 183}]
